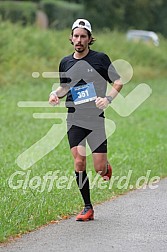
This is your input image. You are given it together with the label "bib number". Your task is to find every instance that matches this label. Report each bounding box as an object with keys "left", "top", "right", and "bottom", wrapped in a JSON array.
[{"left": 70, "top": 82, "right": 97, "bottom": 105}]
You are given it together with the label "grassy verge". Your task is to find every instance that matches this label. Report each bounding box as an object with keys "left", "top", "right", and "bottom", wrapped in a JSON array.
[{"left": 0, "top": 22, "right": 167, "bottom": 242}]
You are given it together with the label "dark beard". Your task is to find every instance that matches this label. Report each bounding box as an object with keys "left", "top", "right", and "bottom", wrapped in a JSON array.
[{"left": 75, "top": 48, "right": 84, "bottom": 53}]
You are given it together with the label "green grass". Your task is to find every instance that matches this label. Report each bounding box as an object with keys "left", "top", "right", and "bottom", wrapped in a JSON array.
[{"left": 0, "top": 21, "right": 167, "bottom": 242}]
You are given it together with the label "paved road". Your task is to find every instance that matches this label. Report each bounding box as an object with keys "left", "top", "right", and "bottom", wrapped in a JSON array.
[{"left": 0, "top": 178, "right": 167, "bottom": 252}]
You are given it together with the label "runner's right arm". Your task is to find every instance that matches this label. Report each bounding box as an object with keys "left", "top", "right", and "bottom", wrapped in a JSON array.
[{"left": 49, "top": 86, "right": 69, "bottom": 106}]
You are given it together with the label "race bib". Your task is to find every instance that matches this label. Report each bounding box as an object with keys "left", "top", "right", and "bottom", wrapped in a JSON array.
[{"left": 70, "top": 82, "right": 97, "bottom": 105}]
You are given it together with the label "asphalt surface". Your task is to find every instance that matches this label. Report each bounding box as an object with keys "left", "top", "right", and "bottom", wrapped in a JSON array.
[{"left": 0, "top": 178, "right": 167, "bottom": 252}]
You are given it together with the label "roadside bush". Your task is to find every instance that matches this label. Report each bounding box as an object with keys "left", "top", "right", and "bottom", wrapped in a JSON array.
[
  {"left": 40, "top": 0, "right": 84, "bottom": 29},
  {"left": 0, "top": 1, "right": 37, "bottom": 25}
]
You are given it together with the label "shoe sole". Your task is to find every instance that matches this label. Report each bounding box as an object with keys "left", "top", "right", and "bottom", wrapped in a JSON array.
[{"left": 76, "top": 215, "right": 94, "bottom": 221}]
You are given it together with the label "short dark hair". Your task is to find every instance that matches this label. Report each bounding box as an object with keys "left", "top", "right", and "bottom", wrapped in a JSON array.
[{"left": 69, "top": 28, "right": 96, "bottom": 45}]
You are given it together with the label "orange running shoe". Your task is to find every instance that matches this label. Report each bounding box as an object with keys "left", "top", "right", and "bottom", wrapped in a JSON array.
[
  {"left": 76, "top": 206, "right": 94, "bottom": 221},
  {"left": 102, "top": 162, "right": 112, "bottom": 181}
]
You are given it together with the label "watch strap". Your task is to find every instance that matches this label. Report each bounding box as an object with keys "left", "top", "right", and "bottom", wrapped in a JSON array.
[{"left": 105, "top": 96, "right": 113, "bottom": 103}]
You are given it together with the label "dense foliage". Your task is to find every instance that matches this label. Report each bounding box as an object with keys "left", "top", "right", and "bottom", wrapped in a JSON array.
[{"left": 0, "top": 0, "right": 167, "bottom": 35}]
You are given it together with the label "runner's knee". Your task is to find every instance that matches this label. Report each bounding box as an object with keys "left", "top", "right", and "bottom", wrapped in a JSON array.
[{"left": 75, "top": 158, "right": 86, "bottom": 172}]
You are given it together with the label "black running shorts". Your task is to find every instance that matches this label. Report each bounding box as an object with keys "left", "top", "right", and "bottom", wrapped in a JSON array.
[{"left": 67, "top": 125, "right": 107, "bottom": 153}]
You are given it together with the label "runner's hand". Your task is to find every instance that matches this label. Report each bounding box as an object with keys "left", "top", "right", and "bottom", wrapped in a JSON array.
[
  {"left": 95, "top": 97, "right": 109, "bottom": 109},
  {"left": 49, "top": 93, "right": 60, "bottom": 106}
]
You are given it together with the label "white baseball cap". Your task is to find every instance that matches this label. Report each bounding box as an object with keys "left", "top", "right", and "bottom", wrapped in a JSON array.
[{"left": 72, "top": 19, "right": 92, "bottom": 33}]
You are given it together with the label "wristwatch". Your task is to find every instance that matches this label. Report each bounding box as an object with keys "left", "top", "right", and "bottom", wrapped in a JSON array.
[{"left": 105, "top": 96, "right": 113, "bottom": 103}]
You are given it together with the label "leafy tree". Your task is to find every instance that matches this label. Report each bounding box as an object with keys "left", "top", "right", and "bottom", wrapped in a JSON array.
[
  {"left": 83, "top": 0, "right": 125, "bottom": 30},
  {"left": 82, "top": 0, "right": 167, "bottom": 36},
  {"left": 1, "top": 0, "right": 167, "bottom": 36}
]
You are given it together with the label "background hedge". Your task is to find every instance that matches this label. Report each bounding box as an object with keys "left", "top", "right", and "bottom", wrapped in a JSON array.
[
  {"left": 0, "top": 1, "right": 37, "bottom": 25},
  {"left": 39, "top": 0, "right": 84, "bottom": 29},
  {"left": 0, "top": 0, "right": 84, "bottom": 29}
]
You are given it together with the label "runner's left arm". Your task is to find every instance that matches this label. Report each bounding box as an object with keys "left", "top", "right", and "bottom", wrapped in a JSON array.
[{"left": 95, "top": 79, "right": 123, "bottom": 109}]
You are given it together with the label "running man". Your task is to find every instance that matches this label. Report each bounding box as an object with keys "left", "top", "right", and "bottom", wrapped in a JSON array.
[{"left": 49, "top": 19, "right": 123, "bottom": 221}]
